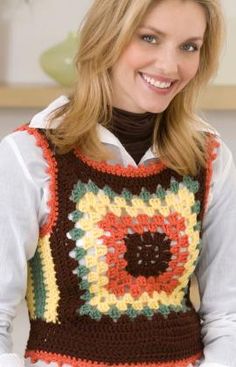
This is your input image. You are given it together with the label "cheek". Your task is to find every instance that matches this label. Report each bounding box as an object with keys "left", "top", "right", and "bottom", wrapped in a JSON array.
[
  {"left": 182, "top": 58, "right": 201, "bottom": 81},
  {"left": 119, "top": 45, "right": 146, "bottom": 73}
]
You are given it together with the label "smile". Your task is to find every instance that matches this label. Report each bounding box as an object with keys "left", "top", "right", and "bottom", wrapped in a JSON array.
[{"left": 140, "top": 72, "right": 174, "bottom": 89}]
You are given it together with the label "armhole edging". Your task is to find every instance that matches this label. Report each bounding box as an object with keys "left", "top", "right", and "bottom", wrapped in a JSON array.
[
  {"left": 204, "top": 134, "right": 220, "bottom": 216},
  {"left": 16, "top": 124, "right": 58, "bottom": 237}
]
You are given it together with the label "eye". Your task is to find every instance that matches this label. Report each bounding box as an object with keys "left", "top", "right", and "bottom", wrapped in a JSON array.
[
  {"left": 181, "top": 43, "right": 199, "bottom": 52},
  {"left": 141, "top": 34, "right": 158, "bottom": 44}
]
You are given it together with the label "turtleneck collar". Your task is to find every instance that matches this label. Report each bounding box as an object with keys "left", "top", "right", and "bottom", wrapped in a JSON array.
[{"left": 107, "top": 107, "right": 157, "bottom": 165}]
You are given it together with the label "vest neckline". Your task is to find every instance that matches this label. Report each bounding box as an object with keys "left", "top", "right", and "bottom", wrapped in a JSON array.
[{"left": 74, "top": 149, "right": 166, "bottom": 178}]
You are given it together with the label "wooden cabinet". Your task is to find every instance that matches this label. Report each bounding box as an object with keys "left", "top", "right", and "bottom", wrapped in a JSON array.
[
  {"left": 0, "top": 84, "right": 235, "bottom": 110},
  {"left": 0, "top": 85, "right": 70, "bottom": 108}
]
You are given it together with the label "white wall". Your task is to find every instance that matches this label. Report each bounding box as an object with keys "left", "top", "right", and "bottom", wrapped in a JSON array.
[
  {"left": 0, "top": 0, "right": 92, "bottom": 84},
  {"left": 216, "top": 1, "right": 236, "bottom": 85}
]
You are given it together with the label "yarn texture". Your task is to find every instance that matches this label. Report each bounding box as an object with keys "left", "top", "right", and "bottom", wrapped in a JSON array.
[{"left": 18, "top": 125, "right": 219, "bottom": 367}]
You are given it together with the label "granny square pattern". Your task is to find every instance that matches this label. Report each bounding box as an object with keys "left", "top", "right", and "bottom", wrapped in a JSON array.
[{"left": 68, "top": 176, "right": 201, "bottom": 321}]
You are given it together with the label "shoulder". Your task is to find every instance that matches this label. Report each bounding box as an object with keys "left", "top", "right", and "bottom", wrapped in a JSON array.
[
  {"left": 190, "top": 118, "right": 235, "bottom": 215},
  {"left": 211, "top": 136, "right": 234, "bottom": 190},
  {"left": 194, "top": 117, "right": 229, "bottom": 162},
  {"left": 2, "top": 127, "right": 47, "bottom": 164},
  {"left": 0, "top": 127, "right": 55, "bottom": 231},
  {"left": 194, "top": 116, "right": 234, "bottom": 190},
  {"left": 198, "top": 119, "right": 233, "bottom": 167},
  {"left": 196, "top": 120, "right": 235, "bottom": 208},
  {"left": 0, "top": 94, "right": 69, "bottom": 179},
  {"left": 194, "top": 116, "right": 220, "bottom": 139},
  {"left": 0, "top": 126, "right": 52, "bottom": 191}
]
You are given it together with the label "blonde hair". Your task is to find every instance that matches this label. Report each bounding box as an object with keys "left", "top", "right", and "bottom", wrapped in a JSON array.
[{"left": 47, "top": 0, "right": 225, "bottom": 175}]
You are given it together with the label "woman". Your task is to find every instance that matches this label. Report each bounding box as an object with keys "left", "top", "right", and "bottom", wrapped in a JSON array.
[{"left": 0, "top": 0, "right": 235, "bottom": 367}]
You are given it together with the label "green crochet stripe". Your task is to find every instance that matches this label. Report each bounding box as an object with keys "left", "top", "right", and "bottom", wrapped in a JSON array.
[
  {"left": 156, "top": 185, "right": 166, "bottom": 200},
  {"left": 87, "top": 180, "right": 99, "bottom": 194},
  {"left": 103, "top": 185, "right": 116, "bottom": 200},
  {"left": 69, "top": 228, "right": 85, "bottom": 241},
  {"left": 192, "top": 200, "right": 201, "bottom": 214},
  {"left": 70, "top": 181, "right": 87, "bottom": 202},
  {"left": 69, "top": 210, "right": 84, "bottom": 222},
  {"left": 77, "top": 264, "right": 89, "bottom": 277},
  {"left": 139, "top": 188, "right": 151, "bottom": 202},
  {"left": 70, "top": 179, "right": 99, "bottom": 204},
  {"left": 183, "top": 176, "right": 199, "bottom": 194},
  {"left": 170, "top": 178, "right": 180, "bottom": 194},
  {"left": 78, "top": 301, "right": 190, "bottom": 321},
  {"left": 75, "top": 247, "right": 87, "bottom": 261},
  {"left": 29, "top": 249, "right": 46, "bottom": 319},
  {"left": 194, "top": 221, "right": 201, "bottom": 231},
  {"left": 70, "top": 177, "right": 200, "bottom": 209}
]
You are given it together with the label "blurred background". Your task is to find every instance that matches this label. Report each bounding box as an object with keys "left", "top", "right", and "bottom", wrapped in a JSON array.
[{"left": 0, "top": 0, "right": 235, "bottom": 358}]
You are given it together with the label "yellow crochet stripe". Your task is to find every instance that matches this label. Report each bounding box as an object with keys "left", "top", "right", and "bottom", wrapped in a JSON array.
[
  {"left": 37, "top": 235, "right": 60, "bottom": 323},
  {"left": 27, "top": 264, "right": 36, "bottom": 319},
  {"left": 167, "top": 187, "right": 199, "bottom": 298},
  {"left": 76, "top": 183, "right": 199, "bottom": 313}
]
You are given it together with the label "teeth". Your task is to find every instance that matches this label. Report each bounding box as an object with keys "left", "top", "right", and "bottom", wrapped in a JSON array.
[{"left": 142, "top": 73, "right": 172, "bottom": 89}]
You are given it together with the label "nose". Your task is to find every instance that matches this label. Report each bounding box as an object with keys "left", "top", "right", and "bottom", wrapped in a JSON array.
[{"left": 153, "top": 44, "right": 179, "bottom": 77}]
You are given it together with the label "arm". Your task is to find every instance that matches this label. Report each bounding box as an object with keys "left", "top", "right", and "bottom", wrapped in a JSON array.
[
  {"left": 0, "top": 133, "right": 48, "bottom": 367},
  {"left": 195, "top": 139, "right": 236, "bottom": 367}
]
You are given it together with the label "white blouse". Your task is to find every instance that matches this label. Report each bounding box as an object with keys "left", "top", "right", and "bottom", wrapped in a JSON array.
[{"left": 0, "top": 97, "right": 236, "bottom": 367}]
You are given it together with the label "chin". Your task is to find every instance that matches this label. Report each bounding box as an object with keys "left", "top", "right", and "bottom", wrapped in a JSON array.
[{"left": 144, "top": 104, "right": 170, "bottom": 114}]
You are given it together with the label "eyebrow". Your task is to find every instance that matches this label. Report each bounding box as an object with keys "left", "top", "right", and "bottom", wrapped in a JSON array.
[{"left": 138, "top": 25, "right": 204, "bottom": 42}]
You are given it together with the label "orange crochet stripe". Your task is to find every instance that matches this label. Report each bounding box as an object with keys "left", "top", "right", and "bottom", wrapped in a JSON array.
[
  {"left": 204, "top": 134, "right": 220, "bottom": 215},
  {"left": 99, "top": 212, "right": 188, "bottom": 297},
  {"left": 26, "top": 350, "right": 202, "bottom": 367},
  {"left": 75, "top": 149, "right": 166, "bottom": 177},
  {"left": 16, "top": 124, "right": 58, "bottom": 236}
]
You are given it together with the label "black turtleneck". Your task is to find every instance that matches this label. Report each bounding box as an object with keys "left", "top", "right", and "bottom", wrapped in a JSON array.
[{"left": 108, "top": 107, "right": 157, "bottom": 165}]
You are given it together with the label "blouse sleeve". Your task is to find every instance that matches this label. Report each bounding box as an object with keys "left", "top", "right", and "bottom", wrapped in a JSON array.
[
  {"left": 0, "top": 131, "right": 49, "bottom": 367},
  {"left": 195, "top": 137, "right": 236, "bottom": 367}
]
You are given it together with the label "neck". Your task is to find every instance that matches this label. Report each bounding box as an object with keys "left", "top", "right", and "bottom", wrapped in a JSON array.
[{"left": 107, "top": 107, "right": 157, "bottom": 164}]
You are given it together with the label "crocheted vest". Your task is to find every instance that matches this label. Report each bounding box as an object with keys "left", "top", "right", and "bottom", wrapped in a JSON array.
[{"left": 21, "top": 125, "right": 219, "bottom": 367}]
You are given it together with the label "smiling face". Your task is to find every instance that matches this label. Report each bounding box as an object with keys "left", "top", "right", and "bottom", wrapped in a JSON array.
[{"left": 110, "top": 0, "right": 207, "bottom": 113}]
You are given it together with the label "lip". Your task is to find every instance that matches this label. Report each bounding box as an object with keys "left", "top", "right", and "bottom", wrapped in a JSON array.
[
  {"left": 139, "top": 72, "right": 177, "bottom": 84},
  {"left": 139, "top": 72, "right": 177, "bottom": 95}
]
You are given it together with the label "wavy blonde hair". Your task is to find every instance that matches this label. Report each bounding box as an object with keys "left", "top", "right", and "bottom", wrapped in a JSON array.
[{"left": 47, "top": 0, "right": 224, "bottom": 175}]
